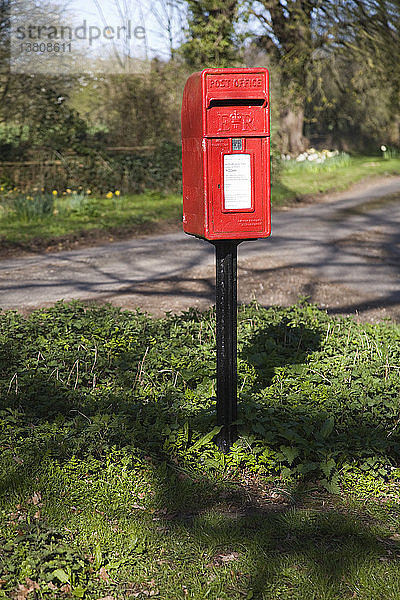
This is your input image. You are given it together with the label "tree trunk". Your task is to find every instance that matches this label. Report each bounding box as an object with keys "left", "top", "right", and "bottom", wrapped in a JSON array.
[
  {"left": 388, "top": 115, "right": 400, "bottom": 146},
  {"left": 280, "top": 106, "right": 307, "bottom": 155}
]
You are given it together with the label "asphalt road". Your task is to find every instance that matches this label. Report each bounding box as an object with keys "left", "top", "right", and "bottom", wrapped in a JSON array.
[{"left": 1, "top": 176, "right": 400, "bottom": 321}]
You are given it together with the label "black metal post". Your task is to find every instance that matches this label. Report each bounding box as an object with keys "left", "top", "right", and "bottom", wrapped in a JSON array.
[{"left": 214, "top": 240, "right": 240, "bottom": 452}]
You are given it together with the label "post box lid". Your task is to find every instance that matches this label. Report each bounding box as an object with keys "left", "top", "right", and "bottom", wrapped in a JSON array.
[{"left": 182, "top": 67, "right": 270, "bottom": 139}]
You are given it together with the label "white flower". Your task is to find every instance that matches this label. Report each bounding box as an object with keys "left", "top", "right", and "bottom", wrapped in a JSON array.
[{"left": 381, "top": 145, "right": 387, "bottom": 151}]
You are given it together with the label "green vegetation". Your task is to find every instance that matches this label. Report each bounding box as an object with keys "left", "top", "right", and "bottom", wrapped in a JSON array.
[
  {"left": 0, "top": 190, "right": 182, "bottom": 248},
  {"left": 272, "top": 156, "right": 400, "bottom": 206},
  {"left": 281, "top": 156, "right": 400, "bottom": 197},
  {"left": 1, "top": 156, "right": 399, "bottom": 251},
  {"left": 1, "top": 300, "right": 400, "bottom": 598}
]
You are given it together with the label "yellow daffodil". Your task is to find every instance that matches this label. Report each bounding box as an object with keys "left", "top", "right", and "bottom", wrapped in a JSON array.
[
  {"left": 87, "top": 189, "right": 91, "bottom": 195},
  {"left": 52, "top": 190, "right": 58, "bottom": 196},
  {"left": 115, "top": 190, "right": 121, "bottom": 196},
  {"left": 66, "top": 188, "right": 71, "bottom": 194},
  {"left": 0, "top": 187, "right": 3, "bottom": 192},
  {"left": 106, "top": 191, "right": 113, "bottom": 199}
]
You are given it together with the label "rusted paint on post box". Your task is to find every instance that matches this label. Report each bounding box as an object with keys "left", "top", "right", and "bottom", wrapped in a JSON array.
[{"left": 181, "top": 67, "right": 271, "bottom": 241}]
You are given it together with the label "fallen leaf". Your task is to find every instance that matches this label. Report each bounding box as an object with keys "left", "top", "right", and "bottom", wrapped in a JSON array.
[
  {"left": 31, "top": 492, "right": 42, "bottom": 505},
  {"left": 210, "top": 551, "right": 240, "bottom": 566},
  {"left": 221, "top": 552, "right": 239, "bottom": 562},
  {"left": 96, "top": 597, "right": 114, "bottom": 600},
  {"left": 99, "top": 567, "right": 110, "bottom": 582},
  {"left": 60, "top": 583, "right": 72, "bottom": 594},
  {"left": 25, "top": 579, "right": 39, "bottom": 591},
  {"left": 34, "top": 511, "right": 40, "bottom": 520},
  {"left": 14, "top": 584, "right": 30, "bottom": 600},
  {"left": 207, "top": 552, "right": 239, "bottom": 567},
  {"left": 13, "top": 579, "right": 39, "bottom": 600}
]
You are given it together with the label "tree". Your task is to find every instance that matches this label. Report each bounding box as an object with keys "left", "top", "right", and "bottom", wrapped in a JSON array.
[
  {"left": 248, "top": 0, "right": 400, "bottom": 153},
  {"left": 150, "top": 0, "right": 186, "bottom": 60},
  {"left": 181, "top": 0, "right": 240, "bottom": 68},
  {"left": 248, "top": 0, "right": 336, "bottom": 153},
  {"left": 0, "top": 0, "right": 89, "bottom": 154},
  {"left": 339, "top": 1, "right": 400, "bottom": 146}
]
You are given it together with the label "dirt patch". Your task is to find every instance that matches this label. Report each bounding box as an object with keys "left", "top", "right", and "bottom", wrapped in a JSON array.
[{"left": 98, "top": 257, "right": 400, "bottom": 324}]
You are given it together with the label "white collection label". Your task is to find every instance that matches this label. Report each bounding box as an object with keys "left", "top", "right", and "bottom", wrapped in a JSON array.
[{"left": 223, "top": 154, "right": 252, "bottom": 210}]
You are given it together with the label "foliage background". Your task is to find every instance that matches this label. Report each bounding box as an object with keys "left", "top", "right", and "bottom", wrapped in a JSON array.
[{"left": 0, "top": 1, "right": 399, "bottom": 192}]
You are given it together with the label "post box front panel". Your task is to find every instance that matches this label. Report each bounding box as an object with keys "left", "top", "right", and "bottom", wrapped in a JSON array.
[{"left": 207, "top": 137, "right": 270, "bottom": 239}]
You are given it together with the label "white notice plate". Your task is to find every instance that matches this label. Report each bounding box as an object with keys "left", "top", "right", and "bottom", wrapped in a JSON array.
[{"left": 223, "top": 154, "right": 252, "bottom": 210}]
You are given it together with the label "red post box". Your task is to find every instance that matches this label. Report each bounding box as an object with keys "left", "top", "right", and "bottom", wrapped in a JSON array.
[{"left": 181, "top": 67, "right": 270, "bottom": 241}]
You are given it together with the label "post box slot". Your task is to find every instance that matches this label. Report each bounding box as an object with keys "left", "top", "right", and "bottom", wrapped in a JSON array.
[{"left": 208, "top": 99, "right": 267, "bottom": 108}]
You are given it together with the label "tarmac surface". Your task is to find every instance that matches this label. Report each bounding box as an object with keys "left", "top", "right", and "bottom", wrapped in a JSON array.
[{"left": 1, "top": 176, "right": 400, "bottom": 321}]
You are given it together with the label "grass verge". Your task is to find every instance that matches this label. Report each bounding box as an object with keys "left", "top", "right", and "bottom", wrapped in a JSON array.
[
  {"left": 272, "top": 155, "right": 400, "bottom": 206},
  {"left": 1, "top": 300, "right": 400, "bottom": 598},
  {"left": 0, "top": 190, "right": 183, "bottom": 254}
]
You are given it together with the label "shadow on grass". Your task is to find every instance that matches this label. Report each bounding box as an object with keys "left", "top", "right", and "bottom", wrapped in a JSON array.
[
  {"left": 158, "top": 495, "right": 400, "bottom": 598},
  {"left": 1, "top": 303, "right": 400, "bottom": 597}
]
